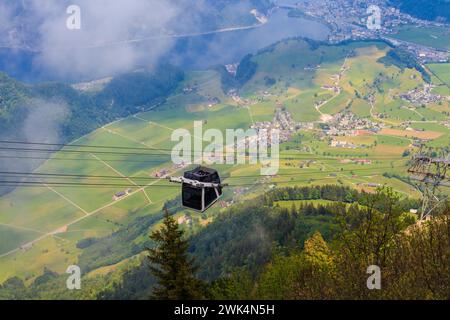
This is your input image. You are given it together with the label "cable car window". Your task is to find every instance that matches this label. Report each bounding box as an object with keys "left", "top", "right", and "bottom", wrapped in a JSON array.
[
  {"left": 182, "top": 185, "right": 203, "bottom": 211},
  {"left": 204, "top": 187, "right": 218, "bottom": 209}
]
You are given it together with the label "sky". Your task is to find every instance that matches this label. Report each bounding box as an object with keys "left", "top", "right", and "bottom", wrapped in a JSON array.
[{"left": 28, "top": 0, "right": 180, "bottom": 79}]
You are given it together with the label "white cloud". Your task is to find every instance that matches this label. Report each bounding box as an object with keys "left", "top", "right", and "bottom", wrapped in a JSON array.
[
  {"left": 22, "top": 99, "right": 69, "bottom": 144},
  {"left": 24, "top": 0, "right": 180, "bottom": 79},
  {"left": 0, "top": 99, "right": 70, "bottom": 192},
  {"left": 0, "top": 2, "right": 19, "bottom": 47}
]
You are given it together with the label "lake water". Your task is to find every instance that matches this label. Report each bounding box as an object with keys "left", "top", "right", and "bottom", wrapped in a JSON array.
[
  {"left": 0, "top": 9, "right": 330, "bottom": 82},
  {"left": 167, "top": 8, "right": 330, "bottom": 69}
]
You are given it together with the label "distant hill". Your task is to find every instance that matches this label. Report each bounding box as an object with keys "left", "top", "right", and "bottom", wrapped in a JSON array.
[
  {"left": 0, "top": 73, "right": 29, "bottom": 133},
  {"left": 0, "top": 37, "right": 447, "bottom": 299},
  {"left": 0, "top": 65, "right": 184, "bottom": 195},
  {"left": 4, "top": 185, "right": 443, "bottom": 301},
  {"left": 388, "top": 0, "right": 450, "bottom": 22},
  {"left": 0, "top": 65, "right": 184, "bottom": 143}
]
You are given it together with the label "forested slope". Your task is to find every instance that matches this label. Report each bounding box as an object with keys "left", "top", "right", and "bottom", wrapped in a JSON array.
[{"left": 3, "top": 185, "right": 445, "bottom": 301}]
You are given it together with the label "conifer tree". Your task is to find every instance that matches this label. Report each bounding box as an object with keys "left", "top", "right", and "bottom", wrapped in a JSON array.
[{"left": 147, "top": 209, "right": 203, "bottom": 300}]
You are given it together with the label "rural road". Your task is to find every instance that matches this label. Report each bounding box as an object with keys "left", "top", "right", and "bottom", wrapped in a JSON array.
[
  {"left": 0, "top": 155, "right": 195, "bottom": 259},
  {"left": 315, "top": 56, "right": 349, "bottom": 119}
]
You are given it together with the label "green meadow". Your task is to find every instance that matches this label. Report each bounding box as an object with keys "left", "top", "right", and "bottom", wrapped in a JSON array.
[
  {"left": 0, "top": 39, "right": 448, "bottom": 283},
  {"left": 427, "top": 63, "right": 450, "bottom": 86},
  {"left": 391, "top": 25, "right": 450, "bottom": 50}
]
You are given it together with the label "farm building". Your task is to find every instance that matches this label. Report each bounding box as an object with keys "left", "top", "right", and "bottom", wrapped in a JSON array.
[{"left": 113, "top": 189, "right": 131, "bottom": 201}]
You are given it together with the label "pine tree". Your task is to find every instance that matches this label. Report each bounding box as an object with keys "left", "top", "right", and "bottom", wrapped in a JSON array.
[{"left": 147, "top": 209, "right": 204, "bottom": 300}]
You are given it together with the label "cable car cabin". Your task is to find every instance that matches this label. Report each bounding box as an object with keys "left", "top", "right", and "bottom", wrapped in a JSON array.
[{"left": 181, "top": 167, "right": 223, "bottom": 212}]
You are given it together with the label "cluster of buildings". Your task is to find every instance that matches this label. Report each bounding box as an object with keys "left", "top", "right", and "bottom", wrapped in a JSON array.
[
  {"left": 225, "top": 63, "right": 238, "bottom": 76},
  {"left": 153, "top": 169, "right": 169, "bottom": 178},
  {"left": 415, "top": 48, "right": 448, "bottom": 64},
  {"left": 399, "top": 84, "right": 444, "bottom": 106},
  {"left": 321, "top": 111, "right": 382, "bottom": 148},
  {"left": 251, "top": 108, "right": 311, "bottom": 143},
  {"left": 360, "top": 182, "right": 382, "bottom": 188},
  {"left": 182, "top": 85, "right": 198, "bottom": 94},
  {"left": 286, "top": 0, "right": 449, "bottom": 63},
  {"left": 330, "top": 139, "right": 358, "bottom": 149},
  {"left": 288, "top": 0, "right": 401, "bottom": 43},
  {"left": 321, "top": 85, "right": 341, "bottom": 94},
  {"left": 323, "top": 111, "right": 382, "bottom": 136},
  {"left": 206, "top": 97, "right": 220, "bottom": 108},
  {"left": 444, "top": 120, "right": 450, "bottom": 130},
  {"left": 384, "top": 37, "right": 449, "bottom": 63},
  {"left": 340, "top": 158, "right": 372, "bottom": 165},
  {"left": 153, "top": 162, "right": 189, "bottom": 178},
  {"left": 412, "top": 139, "right": 429, "bottom": 148},
  {"left": 229, "top": 89, "right": 258, "bottom": 108}
]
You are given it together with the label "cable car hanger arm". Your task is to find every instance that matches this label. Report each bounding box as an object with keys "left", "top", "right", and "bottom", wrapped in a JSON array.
[{"left": 166, "top": 176, "right": 228, "bottom": 188}]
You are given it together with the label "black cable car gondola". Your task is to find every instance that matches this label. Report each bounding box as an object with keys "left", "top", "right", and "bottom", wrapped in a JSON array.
[{"left": 168, "top": 166, "right": 226, "bottom": 212}]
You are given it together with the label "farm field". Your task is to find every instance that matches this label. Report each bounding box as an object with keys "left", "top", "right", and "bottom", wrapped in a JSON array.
[
  {"left": 378, "top": 128, "right": 443, "bottom": 140},
  {"left": 0, "top": 39, "right": 448, "bottom": 284},
  {"left": 390, "top": 25, "right": 450, "bottom": 50},
  {"left": 427, "top": 63, "right": 450, "bottom": 86}
]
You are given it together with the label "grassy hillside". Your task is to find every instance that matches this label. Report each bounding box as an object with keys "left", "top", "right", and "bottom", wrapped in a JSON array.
[
  {"left": 3, "top": 185, "right": 440, "bottom": 300},
  {"left": 0, "top": 65, "right": 184, "bottom": 143},
  {"left": 391, "top": 25, "right": 450, "bottom": 50},
  {"left": 0, "top": 39, "right": 448, "bottom": 293}
]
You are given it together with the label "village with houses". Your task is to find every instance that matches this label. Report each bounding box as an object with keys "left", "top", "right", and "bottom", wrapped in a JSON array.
[
  {"left": 398, "top": 84, "right": 445, "bottom": 106},
  {"left": 251, "top": 107, "right": 313, "bottom": 143},
  {"left": 283, "top": 0, "right": 449, "bottom": 64}
]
